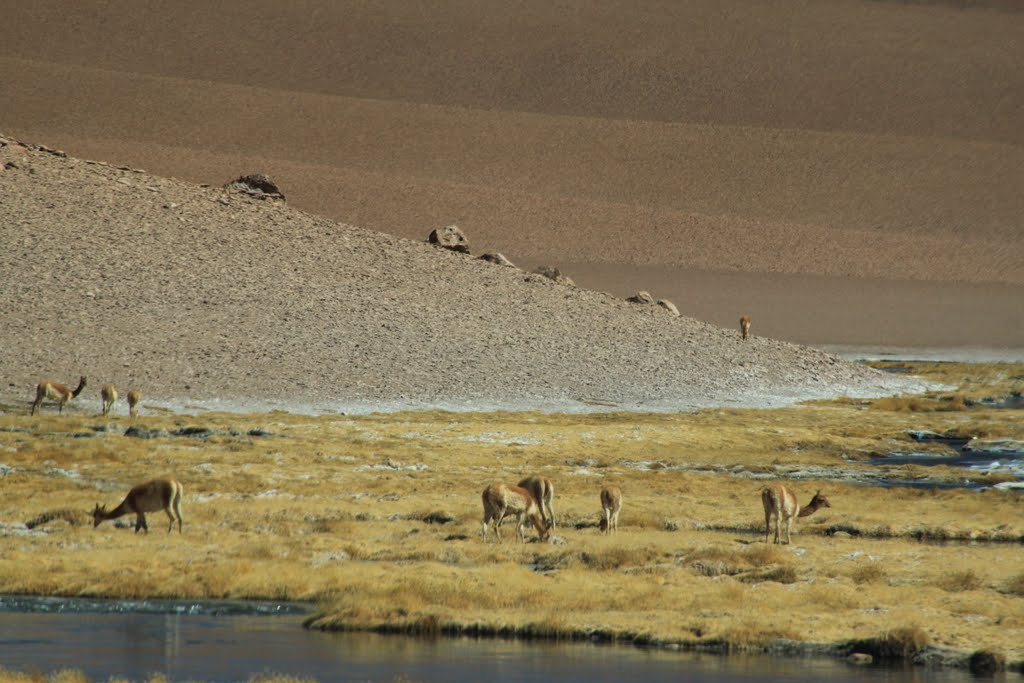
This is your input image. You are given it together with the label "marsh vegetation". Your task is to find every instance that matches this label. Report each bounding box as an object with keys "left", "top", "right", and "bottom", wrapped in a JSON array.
[{"left": 0, "top": 362, "right": 1021, "bottom": 672}]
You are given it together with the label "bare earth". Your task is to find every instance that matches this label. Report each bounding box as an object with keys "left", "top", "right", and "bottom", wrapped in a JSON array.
[
  {"left": 1, "top": 0, "right": 1021, "bottom": 411},
  {"left": 0, "top": 138, "right": 927, "bottom": 413}
]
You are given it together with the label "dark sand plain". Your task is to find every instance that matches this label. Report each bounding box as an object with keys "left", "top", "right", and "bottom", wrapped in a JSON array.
[{"left": 1, "top": 0, "right": 1021, "bottom": 357}]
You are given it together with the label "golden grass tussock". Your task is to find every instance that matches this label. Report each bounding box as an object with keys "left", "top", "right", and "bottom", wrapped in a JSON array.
[
  {"left": 1004, "top": 574, "right": 1024, "bottom": 597},
  {"left": 868, "top": 395, "right": 967, "bottom": 413},
  {"left": 848, "top": 562, "right": 888, "bottom": 585},
  {"left": 935, "top": 570, "right": 985, "bottom": 593},
  {"left": 0, "top": 361, "right": 1021, "bottom": 666}
]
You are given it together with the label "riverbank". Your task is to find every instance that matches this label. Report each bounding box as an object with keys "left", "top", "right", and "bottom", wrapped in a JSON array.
[{"left": 0, "top": 362, "right": 1021, "bottom": 676}]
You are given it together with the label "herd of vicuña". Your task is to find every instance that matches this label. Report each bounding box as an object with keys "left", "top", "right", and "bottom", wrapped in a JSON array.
[
  {"left": 29, "top": 375, "right": 141, "bottom": 419},
  {"left": 27, "top": 374, "right": 830, "bottom": 546}
]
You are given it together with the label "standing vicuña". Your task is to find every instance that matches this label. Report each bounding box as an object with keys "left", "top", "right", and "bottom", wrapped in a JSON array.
[
  {"left": 762, "top": 483, "right": 830, "bottom": 544},
  {"left": 126, "top": 389, "right": 141, "bottom": 420},
  {"left": 93, "top": 477, "right": 184, "bottom": 534},
  {"left": 740, "top": 315, "right": 752, "bottom": 341},
  {"left": 100, "top": 384, "right": 118, "bottom": 416},
  {"left": 599, "top": 484, "right": 622, "bottom": 534},
  {"left": 481, "top": 483, "right": 550, "bottom": 543},
  {"left": 518, "top": 475, "right": 556, "bottom": 529},
  {"left": 31, "top": 376, "right": 88, "bottom": 415}
]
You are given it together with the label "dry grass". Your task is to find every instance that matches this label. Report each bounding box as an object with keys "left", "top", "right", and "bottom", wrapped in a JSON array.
[
  {"left": 849, "top": 562, "right": 888, "bottom": 586},
  {"left": 0, "top": 361, "right": 1022, "bottom": 672},
  {"left": 936, "top": 570, "right": 985, "bottom": 593},
  {"left": 868, "top": 395, "right": 967, "bottom": 413},
  {"left": 1004, "top": 574, "right": 1024, "bottom": 597}
]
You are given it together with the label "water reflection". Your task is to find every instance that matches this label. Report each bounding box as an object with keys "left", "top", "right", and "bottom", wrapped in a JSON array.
[{"left": 0, "top": 606, "right": 1018, "bottom": 683}]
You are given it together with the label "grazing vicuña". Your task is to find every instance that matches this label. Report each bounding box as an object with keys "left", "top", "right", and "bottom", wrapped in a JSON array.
[
  {"left": 518, "top": 475, "right": 556, "bottom": 529},
  {"left": 93, "top": 477, "right": 184, "bottom": 534},
  {"left": 600, "top": 484, "right": 623, "bottom": 534},
  {"left": 100, "top": 383, "right": 118, "bottom": 416},
  {"left": 126, "top": 389, "right": 141, "bottom": 420},
  {"left": 481, "top": 483, "right": 550, "bottom": 543}
]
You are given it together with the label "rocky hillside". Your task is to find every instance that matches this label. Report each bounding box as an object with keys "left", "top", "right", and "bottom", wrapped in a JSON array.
[{"left": 0, "top": 137, "right": 925, "bottom": 414}]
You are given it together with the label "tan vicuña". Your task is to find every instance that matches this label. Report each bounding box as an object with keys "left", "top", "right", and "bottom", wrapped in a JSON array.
[
  {"left": 481, "top": 483, "right": 550, "bottom": 543},
  {"left": 93, "top": 477, "right": 184, "bottom": 534},
  {"left": 761, "top": 483, "right": 830, "bottom": 544},
  {"left": 31, "top": 375, "right": 87, "bottom": 415},
  {"left": 517, "top": 475, "right": 555, "bottom": 529}
]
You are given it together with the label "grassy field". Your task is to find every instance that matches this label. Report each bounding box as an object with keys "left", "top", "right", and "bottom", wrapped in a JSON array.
[{"left": 0, "top": 361, "right": 1022, "bottom": 676}]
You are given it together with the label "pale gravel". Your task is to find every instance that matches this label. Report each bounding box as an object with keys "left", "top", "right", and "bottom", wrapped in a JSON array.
[{"left": 0, "top": 137, "right": 928, "bottom": 416}]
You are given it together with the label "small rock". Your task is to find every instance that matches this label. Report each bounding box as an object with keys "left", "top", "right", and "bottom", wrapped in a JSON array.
[
  {"left": 626, "top": 291, "right": 654, "bottom": 304},
  {"left": 478, "top": 252, "right": 516, "bottom": 267},
  {"left": 422, "top": 511, "right": 456, "bottom": 524},
  {"left": 224, "top": 173, "right": 285, "bottom": 200},
  {"left": 968, "top": 650, "right": 1005, "bottom": 675},
  {"left": 532, "top": 265, "right": 575, "bottom": 286},
  {"left": 124, "top": 426, "right": 170, "bottom": 439},
  {"left": 657, "top": 299, "right": 680, "bottom": 316},
  {"left": 428, "top": 224, "right": 470, "bottom": 253},
  {"left": 314, "top": 551, "right": 351, "bottom": 565},
  {"left": 847, "top": 653, "right": 873, "bottom": 665}
]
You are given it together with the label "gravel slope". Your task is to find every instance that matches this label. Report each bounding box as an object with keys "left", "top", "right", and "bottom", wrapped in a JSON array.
[{"left": 0, "top": 137, "right": 926, "bottom": 414}]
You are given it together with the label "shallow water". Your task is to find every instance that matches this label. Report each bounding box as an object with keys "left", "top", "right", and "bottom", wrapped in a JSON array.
[
  {"left": 0, "top": 597, "right": 1018, "bottom": 682},
  {"left": 873, "top": 431, "right": 1024, "bottom": 489}
]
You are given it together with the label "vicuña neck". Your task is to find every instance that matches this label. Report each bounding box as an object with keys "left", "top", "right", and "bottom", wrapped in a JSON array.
[
  {"left": 101, "top": 501, "right": 132, "bottom": 520},
  {"left": 798, "top": 500, "right": 821, "bottom": 518}
]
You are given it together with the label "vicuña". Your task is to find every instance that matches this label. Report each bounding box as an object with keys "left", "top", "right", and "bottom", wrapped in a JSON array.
[
  {"left": 31, "top": 376, "right": 87, "bottom": 415},
  {"left": 93, "top": 477, "right": 184, "bottom": 534},
  {"left": 481, "top": 483, "right": 550, "bottom": 543},
  {"left": 126, "top": 389, "right": 142, "bottom": 420},
  {"left": 599, "top": 484, "right": 623, "bottom": 534},
  {"left": 517, "top": 475, "right": 556, "bottom": 529},
  {"left": 740, "top": 315, "right": 752, "bottom": 341},
  {"left": 761, "top": 483, "right": 830, "bottom": 544},
  {"left": 100, "top": 383, "right": 118, "bottom": 416}
]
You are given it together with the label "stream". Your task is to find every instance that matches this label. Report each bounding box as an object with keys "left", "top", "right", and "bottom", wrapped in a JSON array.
[{"left": 0, "top": 596, "right": 1018, "bottom": 682}]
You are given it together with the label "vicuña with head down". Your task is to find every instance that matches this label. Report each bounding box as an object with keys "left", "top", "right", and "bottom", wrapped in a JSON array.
[
  {"left": 599, "top": 484, "right": 623, "bottom": 534},
  {"left": 518, "top": 475, "right": 556, "bottom": 529},
  {"left": 761, "top": 483, "right": 830, "bottom": 544},
  {"left": 30, "top": 375, "right": 87, "bottom": 415},
  {"left": 126, "top": 388, "right": 141, "bottom": 420},
  {"left": 93, "top": 476, "right": 184, "bottom": 534},
  {"left": 100, "top": 383, "right": 118, "bottom": 416},
  {"left": 481, "top": 483, "right": 551, "bottom": 543}
]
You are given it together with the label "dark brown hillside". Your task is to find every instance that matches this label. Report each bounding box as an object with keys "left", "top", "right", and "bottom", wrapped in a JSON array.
[{"left": 0, "top": 138, "right": 924, "bottom": 413}]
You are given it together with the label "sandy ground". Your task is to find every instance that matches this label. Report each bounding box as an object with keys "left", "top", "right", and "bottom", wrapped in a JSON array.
[{"left": 0, "top": 0, "right": 1020, "bottom": 361}]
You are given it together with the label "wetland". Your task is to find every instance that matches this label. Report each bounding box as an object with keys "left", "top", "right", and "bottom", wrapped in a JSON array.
[{"left": 0, "top": 361, "right": 1022, "bottom": 681}]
